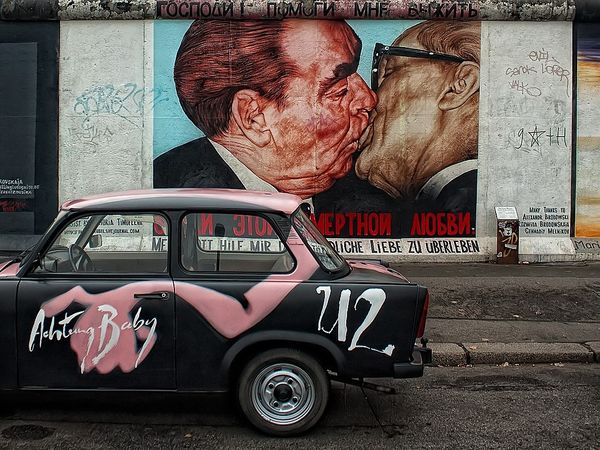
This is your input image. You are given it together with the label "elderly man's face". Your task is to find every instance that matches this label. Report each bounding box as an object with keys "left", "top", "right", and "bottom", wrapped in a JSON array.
[
  {"left": 355, "top": 34, "right": 452, "bottom": 199},
  {"left": 262, "top": 21, "right": 377, "bottom": 197}
]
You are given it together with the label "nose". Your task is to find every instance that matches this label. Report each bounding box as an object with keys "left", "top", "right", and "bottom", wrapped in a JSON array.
[{"left": 349, "top": 73, "right": 378, "bottom": 115}]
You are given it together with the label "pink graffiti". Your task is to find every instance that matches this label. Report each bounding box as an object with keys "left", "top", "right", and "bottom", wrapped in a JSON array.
[
  {"left": 30, "top": 281, "right": 171, "bottom": 374},
  {"left": 0, "top": 261, "right": 20, "bottom": 277},
  {"left": 175, "top": 230, "right": 319, "bottom": 338},
  {"left": 29, "top": 228, "right": 319, "bottom": 374},
  {"left": 348, "top": 260, "right": 408, "bottom": 282}
]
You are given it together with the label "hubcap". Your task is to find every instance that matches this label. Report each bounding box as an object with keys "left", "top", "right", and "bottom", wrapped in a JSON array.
[{"left": 251, "top": 363, "right": 315, "bottom": 425}]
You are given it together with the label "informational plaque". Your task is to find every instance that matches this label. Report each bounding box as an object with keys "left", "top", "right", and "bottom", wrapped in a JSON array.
[
  {"left": 495, "top": 206, "right": 518, "bottom": 221},
  {"left": 495, "top": 206, "right": 519, "bottom": 264}
]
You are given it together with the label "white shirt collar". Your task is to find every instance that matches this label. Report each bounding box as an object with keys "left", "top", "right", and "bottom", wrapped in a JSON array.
[
  {"left": 208, "top": 138, "right": 313, "bottom": 208},
  {"left": 209, "top": 139, "right": 278, "bottom": 193},
  {"left": 416, "top": 159, "right": 478, "bottom": 201}
]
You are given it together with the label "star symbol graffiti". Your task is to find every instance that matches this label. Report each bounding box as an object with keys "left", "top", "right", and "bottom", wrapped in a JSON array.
[{"left": 528, "top": 125, "right": 546, "bottom": 147}]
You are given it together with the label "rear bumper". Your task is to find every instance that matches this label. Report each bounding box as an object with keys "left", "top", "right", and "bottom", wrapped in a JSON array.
[{"left": 393, "top": 346, "right": 432, "bottom": 378}]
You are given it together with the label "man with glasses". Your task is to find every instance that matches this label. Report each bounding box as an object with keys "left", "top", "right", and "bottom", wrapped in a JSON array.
[{"left": 356, "top": 21, "right": 480, "bottom": 213}]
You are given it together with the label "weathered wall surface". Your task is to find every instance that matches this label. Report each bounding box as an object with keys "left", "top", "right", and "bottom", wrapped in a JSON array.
[
  {"left": 0, "top": 0, "right": 580, "bottom": 21},
  {"left": 59, "top": 20, "right": 154, "bottom": 202},
  {"left": 1, "top": 11, "right": 600, "bottom": 261},
  {"left": 478, "top": 21, "right": 574, "bottom": 261}
]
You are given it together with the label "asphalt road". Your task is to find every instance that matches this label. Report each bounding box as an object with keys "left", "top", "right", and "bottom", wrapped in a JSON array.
[{"left": 0, "top": 365, "right": 598, "bottom": 449}]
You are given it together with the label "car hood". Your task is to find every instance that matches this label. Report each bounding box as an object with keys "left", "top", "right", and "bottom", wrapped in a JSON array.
[
  {"left": 344, "top": 260, "right": 410, "bottom": 284},
  {"left": 0, "top": 260, "right": 20, "bottom": 277}
]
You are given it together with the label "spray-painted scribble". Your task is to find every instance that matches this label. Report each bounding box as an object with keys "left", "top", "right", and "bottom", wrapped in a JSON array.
[
  {"left": 509, "top": 125, "right": 568, "bottom": 156},
  {"left": 73, "top": 83, "right": 169, "bottom": 122},
  {"left": 70, "top": 83, "right": 169, "bottom": 146}
]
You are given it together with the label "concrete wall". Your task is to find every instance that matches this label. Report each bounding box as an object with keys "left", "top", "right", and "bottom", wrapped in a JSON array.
[
  {"left": 478, "top": 21, "right": 575, "bottom": 261},
  {"left": 2, "top": 15, "right": 600, "bottom": 261},
  {"left": 59, "top": 21, "right": 154, "bottom": 201}
]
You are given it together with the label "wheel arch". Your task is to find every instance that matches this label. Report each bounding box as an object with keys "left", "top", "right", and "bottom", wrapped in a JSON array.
[{"left": 222, "top": 331, "right": 345, "bottom": 386}]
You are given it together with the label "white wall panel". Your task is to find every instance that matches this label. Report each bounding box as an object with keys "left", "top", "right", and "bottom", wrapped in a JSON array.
[{"left": 59, "top": 20, "right": 153, "bottom": 203}]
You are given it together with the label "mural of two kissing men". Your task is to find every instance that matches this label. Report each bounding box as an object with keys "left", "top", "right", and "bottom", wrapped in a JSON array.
[{"left": 154, "top": 20, "right": 481, "bottom": 240}]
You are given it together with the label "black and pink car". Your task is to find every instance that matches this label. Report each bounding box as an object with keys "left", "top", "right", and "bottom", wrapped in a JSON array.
[{"left": 0, "top": 189, "right": 430, "bottom": 436}]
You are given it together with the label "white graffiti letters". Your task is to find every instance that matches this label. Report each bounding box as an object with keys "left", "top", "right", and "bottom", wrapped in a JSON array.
[
  {"left": 29, "top": 309, "right": 88, "bottom": 351},
  {"left": 316, "top": 286, "right": 349, "bottom": 341},
  {"left": 28, "top": 304, "right": 158, "bottom": 374},
  {"left": 316, "top": 286, "right": 395, "bottom": 356}
]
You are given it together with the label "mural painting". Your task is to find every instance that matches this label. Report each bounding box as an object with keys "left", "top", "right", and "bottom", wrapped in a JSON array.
[
  {"left": 153, "top": 19, "right": 481, "bottom": 255},
  {"left": 576, "top": 23, "right": 600, "bottom": 237}
]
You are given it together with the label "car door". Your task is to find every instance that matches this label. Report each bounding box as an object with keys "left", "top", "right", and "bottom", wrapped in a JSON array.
[{"left": 17, "top": 211, "right": 176, "bottom": 390}]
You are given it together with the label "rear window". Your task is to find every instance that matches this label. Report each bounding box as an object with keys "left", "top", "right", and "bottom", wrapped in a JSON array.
[{"left": 180, "top": 212, "right": 295, "bottom": 273}]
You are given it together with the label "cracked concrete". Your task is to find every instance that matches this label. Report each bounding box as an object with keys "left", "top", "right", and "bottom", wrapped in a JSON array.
[
  {"left": 0, "top": 0, "right": 595, "bottom": 21},
  {"left": 58, "top": 0, "right": 154, "bottom": 19},
  {"left": 480, "top": 0, "right": 575, "bottom": 20}
]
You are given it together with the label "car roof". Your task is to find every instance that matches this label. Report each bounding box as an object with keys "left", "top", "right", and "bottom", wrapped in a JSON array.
[{"left": 60, "top": 189, "right": 303, "bottom": 214}]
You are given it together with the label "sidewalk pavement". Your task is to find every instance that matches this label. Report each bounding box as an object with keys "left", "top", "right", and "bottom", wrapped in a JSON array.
[{"left": 391, "top": 261, "right": 600, "bottom": 366}]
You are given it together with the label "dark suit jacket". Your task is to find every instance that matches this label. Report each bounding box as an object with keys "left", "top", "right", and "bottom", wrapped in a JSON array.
[
  {"left": 154, "top": 137, "right": 245, "bottom": 189},
  {"left": 313, "top": 160, "right": 477, "bottom": 238}
]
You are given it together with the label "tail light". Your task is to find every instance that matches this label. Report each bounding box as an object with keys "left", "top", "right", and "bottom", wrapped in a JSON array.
[{"left": 416, "top": 290, "right": 429, "bottom": 338}]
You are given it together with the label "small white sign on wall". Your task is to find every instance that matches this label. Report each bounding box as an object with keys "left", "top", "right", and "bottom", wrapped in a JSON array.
[{"left": 495, "top": 207, "right": 518, "bottom": 220}]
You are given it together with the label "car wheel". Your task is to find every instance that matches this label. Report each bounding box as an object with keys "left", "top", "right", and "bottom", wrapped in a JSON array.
[{"left": 237, "top": 348, "right": 330, "bottom": 436}]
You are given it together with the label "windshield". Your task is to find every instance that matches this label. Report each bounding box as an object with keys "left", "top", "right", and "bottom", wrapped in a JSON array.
[{"left": 292, "top": 208, "right": 347, "bottom": 273}]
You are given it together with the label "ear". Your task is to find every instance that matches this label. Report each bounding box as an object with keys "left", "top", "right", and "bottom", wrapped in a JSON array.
[
  {"left": 231, "top": 89, "right": 272, "bottom": 147},
  {"left": 437, "top": 61, "right": 480, "bottom": 111}
]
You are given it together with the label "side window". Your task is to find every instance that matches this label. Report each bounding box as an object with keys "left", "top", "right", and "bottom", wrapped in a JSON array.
[
  {"left": 181, "top": 212, "right": 294, "bottom": 273},
  {"left": 38, "top": 213, "right": 169, "bottom": 273}
]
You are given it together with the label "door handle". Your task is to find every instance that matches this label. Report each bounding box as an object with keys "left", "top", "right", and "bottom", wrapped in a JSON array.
[{"left": 134, "top": 292, "right": 170, "bottom": 300}]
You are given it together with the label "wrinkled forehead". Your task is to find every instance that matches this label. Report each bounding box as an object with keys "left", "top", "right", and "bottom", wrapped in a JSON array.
[
  {"left": 283, "top": 20, "right": 359, "bottom": 71},
  {"left": 392, "top": 28, "right": 423, "bottom": 50}
]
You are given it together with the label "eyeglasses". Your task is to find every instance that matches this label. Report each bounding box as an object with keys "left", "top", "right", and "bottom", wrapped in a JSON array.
[{"left": 371, "top": 42, "right": 467, "bottom": 92}]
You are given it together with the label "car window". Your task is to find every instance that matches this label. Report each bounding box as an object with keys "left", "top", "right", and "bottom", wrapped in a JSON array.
[
  {"left": 292, "top": 208, "right": 346, "bottom": 272},
  {"left": 180, "top": 212, "right": 294, "bottom": 273},
  {"left": 37, "top": 213, "right": 169, "bottom": 274}
]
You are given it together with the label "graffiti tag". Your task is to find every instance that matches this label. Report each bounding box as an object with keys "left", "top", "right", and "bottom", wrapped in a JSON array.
[
  {"left": 511, "top": 125, "right": 568, "bottom": 155},
  {"left": 29, "top": 305, "right": 157, "bottom": 375},
  {"left": 27, "top": 284, "right": 163, "bottom": 375},
  {"left": 74, "top": 83, "right": 168, "bottom": 122},
  {"left": 316, "top": 286, "right": 394, "bottom": 356},
  {"left": 71, "top": 83, "right": 169, "bottom": 146}
]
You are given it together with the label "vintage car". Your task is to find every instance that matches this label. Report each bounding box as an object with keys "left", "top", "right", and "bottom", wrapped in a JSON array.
[{"left": 0, "top": 189, "right": 430, "bottom": 436}]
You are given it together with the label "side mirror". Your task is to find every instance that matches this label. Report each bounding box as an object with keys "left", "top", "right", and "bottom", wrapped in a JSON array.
[
  {"left": 39, "top": 256, "right": 58, "bottom": 273},
  {"left": 89, "top": 234, "right": 102, "bottom": 248}
]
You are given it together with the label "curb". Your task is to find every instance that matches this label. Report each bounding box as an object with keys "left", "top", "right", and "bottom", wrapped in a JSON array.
[{"left": 428, "top": 342, "right": 599, "bottom": 366}]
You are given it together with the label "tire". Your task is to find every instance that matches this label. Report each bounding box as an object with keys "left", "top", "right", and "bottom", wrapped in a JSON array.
[{"left": 237, "top": 348, "right": 330, "bottom": 436}]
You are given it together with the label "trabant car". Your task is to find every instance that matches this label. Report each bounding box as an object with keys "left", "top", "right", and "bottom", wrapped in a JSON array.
[{"left": 0, "top": 189, "right": 430, "bottom": 436}]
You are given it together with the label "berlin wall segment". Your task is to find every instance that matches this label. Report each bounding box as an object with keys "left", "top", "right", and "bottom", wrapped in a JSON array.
[{"left": 1, "top": 3, "right": 600, "bottom": 262}]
